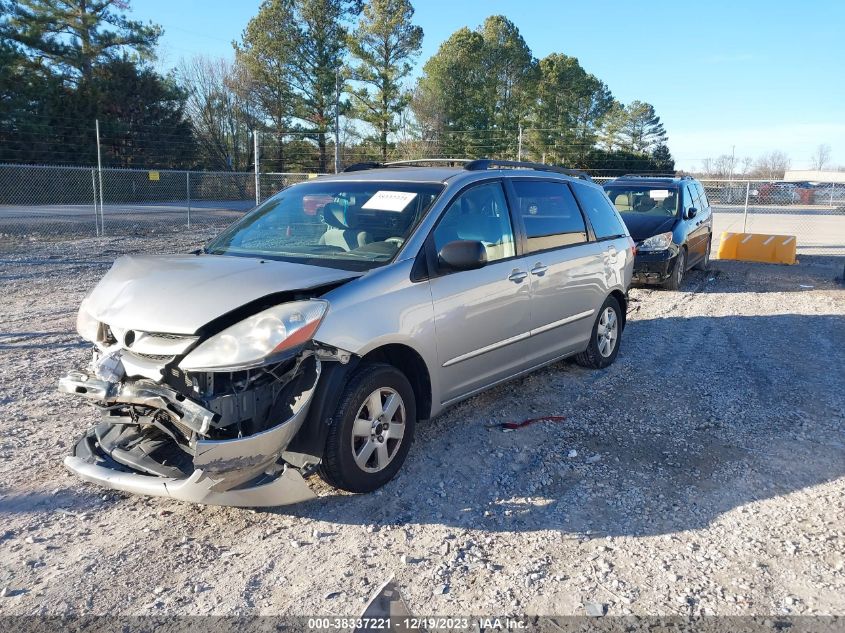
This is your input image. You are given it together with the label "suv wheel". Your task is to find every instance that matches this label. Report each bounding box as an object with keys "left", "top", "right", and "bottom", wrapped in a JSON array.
[
  {"left": 694, "top": 237, "right": 711, "bottom": 271},
  {"left": 575, "top": 295, "right": 622, "bottom": 369},
  {"left": 318, "top": 362, "right": 416, "bottom": 493},
  {"left": 664, "top": 247, "right": 686, "bottom": 290}
]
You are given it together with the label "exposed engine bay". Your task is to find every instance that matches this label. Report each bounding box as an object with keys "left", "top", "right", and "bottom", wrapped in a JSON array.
[
  {"left": 57, "top": 254, "right": 362, "bottom": 507},
  {"left": 59, "top": 331, "right": 328, "bottom": 505}
]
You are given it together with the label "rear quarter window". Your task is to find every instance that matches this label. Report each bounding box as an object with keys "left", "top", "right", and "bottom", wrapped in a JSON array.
[
  {"left": 510, "top": 180, "right": 587, "bottom": 252},
  {"left": 572, "top": 183, "right": 628, "bottom": 240}
]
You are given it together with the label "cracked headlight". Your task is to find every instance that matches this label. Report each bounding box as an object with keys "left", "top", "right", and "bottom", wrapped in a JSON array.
[
  {"left": 76, "top": 300, "right": 100, "bottom": 342},
  {"left": 179, "top": 300, "right": 328, "bottom": 372},
  {"left": 638, "top": 232, "right": 674, "bottom": 252}
]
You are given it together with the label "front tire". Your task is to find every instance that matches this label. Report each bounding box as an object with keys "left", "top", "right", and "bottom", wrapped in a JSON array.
[
  {"left": 575, "top": 295, "right": 622, "bottom": 369},
  {"left": 318, "top": 362, "right": 416, "bottom": 493}
]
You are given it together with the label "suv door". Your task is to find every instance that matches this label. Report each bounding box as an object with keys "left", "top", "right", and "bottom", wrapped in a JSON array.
[
  {"left": 694, "top": 181, "right": 713, "bottom": 257},
  {"left": 426, "top": 180, "right": 534, "bottom": 403},
  {"left": 684, "top": 183, "right": 707, "bottom": 263},
  {"left": 507, "top": 178, "right": 607, "bottom": 362}
]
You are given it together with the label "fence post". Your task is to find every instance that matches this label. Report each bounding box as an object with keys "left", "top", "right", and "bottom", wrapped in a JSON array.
[
  {"left": 186, "top": 171, "right": 191, "bottom": 228},
  {"left": 95, "top": 119, "right": 105, "bottom": 236},
  {"left": 831, "top": 183, "right": 836, "bottom": 208},
  {"left": 91, "top": 168, "right": 99, "bottom": 237},
  {"left": 742, "top": 181, "right": 750, "bottom": 233},
  {"left": 254, "top": 131, "right": 260, "bottom": 206}
]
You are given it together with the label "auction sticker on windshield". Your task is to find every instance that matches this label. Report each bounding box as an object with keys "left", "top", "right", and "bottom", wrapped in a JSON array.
[
  {"left": 649, "top": 189, "right": 670, "bottom": 199},
  {"left": 362, "top": 190, "right": 418, "bottom": 212}
]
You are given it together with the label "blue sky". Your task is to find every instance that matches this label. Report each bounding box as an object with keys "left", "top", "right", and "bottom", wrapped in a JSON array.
[{"left": 132, "top": 0, "right": 845, "bottom": 170}]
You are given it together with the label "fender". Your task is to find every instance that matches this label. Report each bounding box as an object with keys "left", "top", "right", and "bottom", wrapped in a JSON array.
[{"left": 283, "top": 355, "right": 362, "bottom": 465}]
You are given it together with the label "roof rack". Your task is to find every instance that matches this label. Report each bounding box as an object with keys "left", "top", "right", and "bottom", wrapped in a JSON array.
[
  {"left": 619, "top": 173, "right": 689, "bottom": 179},
  {"left": 387, "top": 159, "right": 473, "bottom": 167},
  {"left": 342, "top": 157, "right": 593, "bottom": 181},
  {"left": 464, "top": 159, "right": 592, "bottom": 181},
  {"left": 343, "top": 158, "right": 472, "bottom": 172}
]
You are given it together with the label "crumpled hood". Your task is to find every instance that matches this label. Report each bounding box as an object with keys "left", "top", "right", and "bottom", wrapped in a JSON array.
[
  {"left": 85, "top": 254, "right": 360, "bottom": 334},
  {"left": 620, "top": 214, "right": 678, "bottom": 242}
]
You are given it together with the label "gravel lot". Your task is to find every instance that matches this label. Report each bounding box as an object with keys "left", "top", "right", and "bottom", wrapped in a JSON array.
[{"left": 0, "top": 236, "right": 843, "bottom": 618}]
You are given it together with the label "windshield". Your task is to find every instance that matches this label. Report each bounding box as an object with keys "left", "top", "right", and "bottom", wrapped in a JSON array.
[
  {"left": 604, "top": 186, "right": 679, "bottom": 218},
  {"left": 207, "top": 180, "right": 444, "bottom": 270}
]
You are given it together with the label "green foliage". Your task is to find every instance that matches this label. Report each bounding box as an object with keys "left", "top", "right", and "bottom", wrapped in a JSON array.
[
  {"left": 584, "top": 146, "right": 674, "bottom": 176},
  {"left": 0, "top": 0, "right": 194, "bottom": 168},
  {"left": 528, "top": 53, "right": 612, "bottom": 165},
  {"left": 347, "top": 0, "right": 422, "bottom": 161},
  {"left": 287, "top": 0, "right": 360, "bottom": 171},
  {"left": 650, "top": 144, "right": 675, "bottom": 173},
  {"left": 0, "top": 0, "right": 161, "bottom": 83},
  {"left": 413, "top": 27, "right": 487, "bottom": 157},
  {"left": 234, "top": 0, "right": 298, "bottom": 171},
  {"left": 93, "top": 60, "right": 195, "bottom": 168},
  {"left": 413, "top": 16, "right": 535, "bottom": 158},
  {"left": 412, "top": 17, "right": 673, "bottom": 175},
  {"left": 616, "top": 100, "right": 667, "bottom": 153}
]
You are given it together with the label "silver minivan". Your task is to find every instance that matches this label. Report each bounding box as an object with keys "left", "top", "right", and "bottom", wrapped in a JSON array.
[{"left": 59, "top": 160, "right": 634, "bottom": 506}]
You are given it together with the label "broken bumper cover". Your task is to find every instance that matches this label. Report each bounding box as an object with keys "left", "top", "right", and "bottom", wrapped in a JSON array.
[
  {"left": 632, "top": 250, "right": 676, "bottom": 283},
  {"left": 58, "top": 363, "right": 321, "bottom": 507},
  {"left": 63, "top": 453, "right": 316, "bottom": 507}
]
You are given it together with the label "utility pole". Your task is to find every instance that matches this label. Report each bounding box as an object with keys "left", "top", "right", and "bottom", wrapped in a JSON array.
[
  {"left": 334, "top": 68, "right": 341, "bottom": 174},
  {"left": 517, "top": 124, "right": 523, "bottom": 161},
  {"left": 95, "top": 119, "right": 104, "bottom": 235},
  {"left": 254, "top": 131, "right": 260, "bottom": 206}
]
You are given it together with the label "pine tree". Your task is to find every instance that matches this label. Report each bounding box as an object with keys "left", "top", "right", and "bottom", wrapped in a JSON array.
[
  {"left": 0, "top": 0, "right": 161, "bottom": 84},
  {"left": 347, "top": 0, "right": 422, "bottom": 161}
]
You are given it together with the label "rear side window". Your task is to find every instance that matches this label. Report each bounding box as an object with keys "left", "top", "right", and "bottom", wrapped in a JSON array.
[
  {"left": 684, "top": 185, "right": 697, "bottom": 213},
  {"left": 695, "top": 182, "right": 709, "bottom": 208},
  {"left": 572, "top": 183, "right": 627, "bottom": 239},
  {"left": 511, "top": 180, "right": 587, "bottom": 253}
]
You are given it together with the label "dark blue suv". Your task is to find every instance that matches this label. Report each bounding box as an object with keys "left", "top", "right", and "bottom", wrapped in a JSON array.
[{"left": 603, "top": 175, "right": 712, "bottom": 290}]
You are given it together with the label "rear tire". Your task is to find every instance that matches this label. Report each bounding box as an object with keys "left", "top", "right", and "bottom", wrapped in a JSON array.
[
  {"left": 663, "top": 247, "right": 686, "bottom": 290},
  {"left": 575, "top": 295, "right": 622, "bottom": 370},
  {"left": 318, "top": 362, "right": 416, "bottom": 493}
]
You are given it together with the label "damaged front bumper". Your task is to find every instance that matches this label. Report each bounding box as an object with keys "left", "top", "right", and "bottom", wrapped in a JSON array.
[{"left": 58, "top": 360, "right": 322, "bottom": 507}]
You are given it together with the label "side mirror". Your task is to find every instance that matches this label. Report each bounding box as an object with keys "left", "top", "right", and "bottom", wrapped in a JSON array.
[
  {"left": 437, "top": 240, "right": 487, "bottom": 272},
  {"left": 686, "top": 207, "right": 698, "bottom": 219}
]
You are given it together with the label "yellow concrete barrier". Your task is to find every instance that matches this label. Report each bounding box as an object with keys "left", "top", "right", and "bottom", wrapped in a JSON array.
[{"left": 717, "top": 232, "right": 797, "bottom": 264}]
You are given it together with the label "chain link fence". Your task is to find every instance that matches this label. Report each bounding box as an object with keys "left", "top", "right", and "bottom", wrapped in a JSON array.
[
  {"left": 0, "top": 164, "right": 311, "bottom": 250},
  {"left": 1, "top": 165, "right": 843, "bottom": 258}
]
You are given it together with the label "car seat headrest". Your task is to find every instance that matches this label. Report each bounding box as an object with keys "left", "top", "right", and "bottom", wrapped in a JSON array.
[{"left": 323, "top": 202, "right": 355, "bottom": 230}]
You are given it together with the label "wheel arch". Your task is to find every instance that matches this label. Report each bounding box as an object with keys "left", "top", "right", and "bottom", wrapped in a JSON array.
[
  {"left": 609, "top": 289, "right": 628, "bottom": 333},
  {"left": 361, "top": 343, "right": 432, "bottom": 421}
]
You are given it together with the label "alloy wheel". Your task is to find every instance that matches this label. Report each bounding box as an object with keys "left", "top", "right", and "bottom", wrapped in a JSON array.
[
  {"left": 597, "top": 307, "right": 618, "bottom": 358},
  {"left": 350, "top": 387, "right": 406, "bottom": 473}
]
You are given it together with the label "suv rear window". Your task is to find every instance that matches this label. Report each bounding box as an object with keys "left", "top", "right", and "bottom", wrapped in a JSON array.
[
  {"left": 571, "top": 183, "right": 627, "bottom": 240},
  {"left": 511, "top": 180, "right": 587, "bottom": 252}
]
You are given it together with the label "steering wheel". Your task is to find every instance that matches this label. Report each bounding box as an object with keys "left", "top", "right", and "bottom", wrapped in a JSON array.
[{"left": 385, "top": 237, "right": 405, "bottom": 247}]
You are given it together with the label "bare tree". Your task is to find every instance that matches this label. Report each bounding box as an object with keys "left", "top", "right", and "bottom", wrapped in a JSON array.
[
  {"left": 178, "top": 56, "right": 258, "bottom": 172},
  {"left": 810, "top": 144, "right": 832, "bottom": 171},
  {"left": 751, "top": 150, "right": 791, "bottom": 179},
  {"left": 700, "top": 154, "right": 739, "bottom": 178}
]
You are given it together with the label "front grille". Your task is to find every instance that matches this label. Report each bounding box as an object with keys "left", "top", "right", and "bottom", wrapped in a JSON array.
[{"left": 128, "top": 352, "right": 175, "bottom": 362}]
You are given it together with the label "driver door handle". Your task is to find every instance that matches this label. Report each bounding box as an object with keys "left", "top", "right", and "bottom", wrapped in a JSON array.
[
  {"left": 530, "top": 263, "right": 548, "bottom": 276},
  {"left": 508, "top": 269, "right": 528, "bottom": 283}
]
